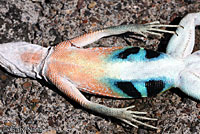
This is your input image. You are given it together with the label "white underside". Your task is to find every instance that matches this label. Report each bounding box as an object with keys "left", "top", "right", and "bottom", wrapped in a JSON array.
[{"left": 106, "top": 56, "right": 185, "bottom": 86}]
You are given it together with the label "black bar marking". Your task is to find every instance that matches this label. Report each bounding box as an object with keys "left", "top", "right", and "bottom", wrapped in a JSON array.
[
  {"left": 116, "top": 81, "right": 141, "bottom": 98},
  {"left": 145, "top": 49, "right": 161, "bottom": 59},
  {"left": 117, "top": 47, "right": 140, "bottom": 59},
  {"left": 146, "top": 80, "right": 165, "bottom": 97}
]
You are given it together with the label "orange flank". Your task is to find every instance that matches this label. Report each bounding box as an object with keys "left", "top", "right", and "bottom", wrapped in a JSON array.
[{"left": 46, "top": 46, "right": 124, "bottom": 98}]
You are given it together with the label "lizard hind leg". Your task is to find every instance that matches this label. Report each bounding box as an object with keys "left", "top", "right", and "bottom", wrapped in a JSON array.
[
  {"left": 178, "top": 70, "right": 200, "bottom": 100},
  {"left": 167, "top": 12, "right": 200, "bottom": 58},
  {"left": 178, "top": 51, "right": 200, "bottom": 100}
]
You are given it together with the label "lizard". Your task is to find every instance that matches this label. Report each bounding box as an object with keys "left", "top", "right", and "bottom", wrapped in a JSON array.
[{"left": 0, "top": 12, "right": 200, "bottom": 129}]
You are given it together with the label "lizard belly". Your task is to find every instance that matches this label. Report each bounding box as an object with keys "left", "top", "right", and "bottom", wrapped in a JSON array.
[
  {"left": 46, "top": 46, "right": 185, "bottom": 98},
  {"left": 46, "top": 47, "right": 125, "bottom": 97},
  {"left": 104, "top": 57, "right": 184, "bottom": 97}
]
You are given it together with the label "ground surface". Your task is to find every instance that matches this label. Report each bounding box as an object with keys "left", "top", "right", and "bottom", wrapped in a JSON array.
[{"left": 0, "top": 0, "right": 200, "bottom": 134}]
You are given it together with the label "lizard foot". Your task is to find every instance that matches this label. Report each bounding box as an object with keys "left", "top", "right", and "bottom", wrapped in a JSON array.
[
  {"left": 133, "top": 21, "right": 181, "bottom": 37},
  {"left": 112, "top": 105, "right": 158, "bottom": 129}
]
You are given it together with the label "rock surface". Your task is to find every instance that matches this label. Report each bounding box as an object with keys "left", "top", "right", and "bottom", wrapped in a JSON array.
[{"left": 0, "top": 0, "right": 200, "bottom": 134}]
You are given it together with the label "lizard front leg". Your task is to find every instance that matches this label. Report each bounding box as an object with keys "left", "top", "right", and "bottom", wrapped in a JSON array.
[
  {"left": 45, "top": 69, "right": 158, "bottom": 129},
  {"left": 58, "top": 22, "right": 180, "bottom": 48}
]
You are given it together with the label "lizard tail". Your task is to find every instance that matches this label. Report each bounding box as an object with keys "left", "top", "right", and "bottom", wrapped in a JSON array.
[{"left": 0, "top": 42, "right": 48, "bottom": 79}]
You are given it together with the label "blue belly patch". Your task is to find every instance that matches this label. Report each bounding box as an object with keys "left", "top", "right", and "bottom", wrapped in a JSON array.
[
  {"left": 108, "top": 47, "right": 166, "bottom": 62},
  {"left": 102, "top": 77, "right": 173, "bottom": 98}
]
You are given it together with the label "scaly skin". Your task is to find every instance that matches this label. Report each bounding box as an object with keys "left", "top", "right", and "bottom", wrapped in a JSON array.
[{"left": 1, "top": 13, "right": 200, "bottom": 129}]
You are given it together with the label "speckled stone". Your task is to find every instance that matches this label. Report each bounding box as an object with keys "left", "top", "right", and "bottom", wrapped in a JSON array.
[{"left": 0, "top": 0, "right": 200, "bottom": 134}]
